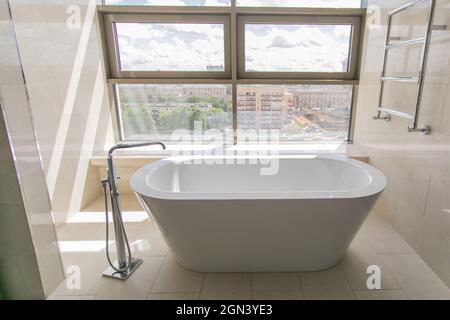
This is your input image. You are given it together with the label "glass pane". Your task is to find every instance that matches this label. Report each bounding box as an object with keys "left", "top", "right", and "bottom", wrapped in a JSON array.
[
  {"left": 237, "top": 0, "right": 361, "bottom": 8},
  {"left": 105, "top": 0, "right": 230, "bottom": 6},
  {"left": 116, "top": 23, "right": 225, "bottom": 72},
  {"left": 245, "top": 24, "right": 352, "bottom": 72},
  {"left": 117, "top": 84, "right": 232, "bottom": 141},
  {"left": 237, "top": 85, "right": 352, "bottom": 141}
]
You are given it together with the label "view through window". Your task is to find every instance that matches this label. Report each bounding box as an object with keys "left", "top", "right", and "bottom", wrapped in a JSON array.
[
  {"left": 116, "top": 23, "right": 226, "bottom": 72},
  {"left": 118, "top": 84, "right": 232, "bottom": 141},
  {"left": 101, "top": 1, "right": 362, "bottom": 144},
  {"left": 244, "top": 24, "right": 352, "bottom": 73},
  {"left": 237, "top": 85, "right": 352, "bottom": 141}
]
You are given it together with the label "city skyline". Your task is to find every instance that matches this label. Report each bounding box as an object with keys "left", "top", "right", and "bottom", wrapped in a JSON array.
[{"left": 118, "top": 84, "right": 352, "bottom": 142}]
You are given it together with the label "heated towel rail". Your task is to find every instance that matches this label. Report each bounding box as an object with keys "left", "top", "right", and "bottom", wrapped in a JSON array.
[{"left": 373, "top": 0, "right": 445, "bottom": 135}]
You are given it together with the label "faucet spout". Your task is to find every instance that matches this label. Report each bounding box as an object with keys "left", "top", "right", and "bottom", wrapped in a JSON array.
[{"left": 107, "top": 141, "right": 166, "bottom": 159}]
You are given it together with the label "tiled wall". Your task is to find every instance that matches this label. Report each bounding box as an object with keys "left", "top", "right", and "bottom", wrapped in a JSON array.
[
  {"left": 354, "top": 0, "right": 450, "bottom": 286},
  {"left": 0, "top": 0, "right": 63, "bottom": 298},
  {"left": 9, "top": 0, "right": 115, "bottom": 224}
]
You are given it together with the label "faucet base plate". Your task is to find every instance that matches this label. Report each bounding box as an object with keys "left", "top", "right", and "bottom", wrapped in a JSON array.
[{"left": 102, "top": 258, "right": 143, "bottom": 281}]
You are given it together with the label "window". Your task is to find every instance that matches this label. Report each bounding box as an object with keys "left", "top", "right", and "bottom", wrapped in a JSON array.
[
  {"left": 238, "top": 15, "right": 361, "bottom": 79},
  {"left": 237, "top": 85, "right": 353, "bottom": 141},
  {"left": 104, "top": 14, "right": 231, "bottom": 78},
  {"left": 99, "top": 2, "right": 364, "bottom": 143},
  {"left": 237, "top": 0, "right": 361, "bottom": 8},
  {"left": 117, "top": 84, "right": 232, "bottom": 141},
  {"left": 115, "top": 23, "right": 226, "bottom": 72},
  {"left": 104, "top": 0, "right": 360, "bottom": 8},
  {"left": 244, "top": 24, "right": 352, "bottom": 73},
  {"left": 104, "top": 0, "right": 231, "bottom": 6}
]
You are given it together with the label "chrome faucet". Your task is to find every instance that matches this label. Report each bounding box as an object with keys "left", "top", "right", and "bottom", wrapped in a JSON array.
[{"left": 102, "top": 142, "right": 166, "bottom": 280}]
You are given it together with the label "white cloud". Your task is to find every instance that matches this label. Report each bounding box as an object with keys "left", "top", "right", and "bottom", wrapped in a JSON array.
[
  {"left": 237, "top": 0, "right": 360, "bottom": 8},
  {"left": 245, "top": 24, "right": 351, "bottom": 72},
  {"left": 117, "top": 23, "right": 224, "bottom": 71},
  {"left": 145, "top": 0, "right": 186, "bottom": 5},
  {"left": 115, "top": 14, "right": 352, "bottom": 73}
]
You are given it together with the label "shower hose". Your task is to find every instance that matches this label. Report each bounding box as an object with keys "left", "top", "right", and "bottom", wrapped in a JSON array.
[{"left": 102, "top": 180, "right": 133, "bottom": 273}]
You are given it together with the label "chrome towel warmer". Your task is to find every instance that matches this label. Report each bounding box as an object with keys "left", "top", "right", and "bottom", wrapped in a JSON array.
[{"left": 373, "top": 0, "right": 445, "bottom": 135}]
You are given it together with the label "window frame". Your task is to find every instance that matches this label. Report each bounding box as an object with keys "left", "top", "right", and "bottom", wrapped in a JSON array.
[
  {"left": 103, "top": 13, "right": 232, "bottom": 79},
  {"left": 237, "top": 14, "right": 362, "bottom": 79},
  {"left": 97, "top": 3, "right": 366, "bottom": 143}
]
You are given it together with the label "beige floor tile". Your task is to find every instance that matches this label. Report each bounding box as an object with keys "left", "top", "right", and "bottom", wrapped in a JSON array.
[
  {"left": 151, "top": 255, "right": 204, "bottom": 294},
  {"left": 148, "top": 293, "right": 200, "bottom": 300},
  {"left": 361, "top": 213, "right": 414, "bottom": 254},
  {"left": 53, "top": 198, "right": 450, "bottom": 302},
  {"left": 57, "top": 222, "right": 104, "bottom": 242},
  {"left": 47, "top": 295, "right": 95, "bottom": 300},
  {"left": 52, "top": 252, "right": 106, "bottom": 296},
  {"left": 354, "top": 290, "right": 408, "bottom": 300},
  {"left": 200, "top": 273, "right": 251, "bottom": 300},
  {"left": 300, "top": 266, "right": 355, "bottom": 300},
  {"left": 252, "top": 291, "right": 303, "bottom": 300},
  {"left": 251, "top": 273, "right": 301, "bottom": 292},
  {"left": 341, "top": 233, "right": 400, "bottom": 290},
  {"left": 83, "top": 194, "right": 142, "bottom": 212},
  {"left": 95, "top": 256, "right": 164, "bottom": 300},
  {"left": 379, "top": 253, "right": 450, "bottom": 300},
  {"left": 107, "top": 224, "right": 168, "bottom": 258}
]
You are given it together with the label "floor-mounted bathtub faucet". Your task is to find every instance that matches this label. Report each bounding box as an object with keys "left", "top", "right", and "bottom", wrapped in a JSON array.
[{"left": 102, "top": 142, "right": 166, "bottom": 280}]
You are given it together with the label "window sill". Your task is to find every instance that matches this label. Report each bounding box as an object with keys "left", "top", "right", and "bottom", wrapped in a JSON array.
[{"left": 91, "top": 142, "right": 368, "bottom": 167}]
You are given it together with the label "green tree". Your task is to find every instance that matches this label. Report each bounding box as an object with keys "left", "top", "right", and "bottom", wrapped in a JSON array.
[
  {"left": 159, "top": 108, "right": 190, "bottom": 132},
  {"left": 187, "top": 96, "right": 202, "bottom": 104},
  {"left": 122, "top": 106, "right": 156, "bottom": 138},
  {"left": 189, "top": 107, "right": 208, "bottom": 130}
]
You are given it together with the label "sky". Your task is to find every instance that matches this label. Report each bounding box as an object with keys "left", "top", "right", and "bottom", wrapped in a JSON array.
[
  {"left": 107, "top": 0, "right": 230, "bottom": 5},
  {"left": 106, "top": 0, "right": 361, "bottom": 7},
  {"left": 117, "top": 23, "right": 225, "bottom": 71},
  {"left": 245, "top": 24, "right": 351, "bottom": 72},
  {"left": 117, "top": 22, "right": 351, "bottom": 72},
  {"left": 112, "top": 0, "right": 358, "bottom": 72}
]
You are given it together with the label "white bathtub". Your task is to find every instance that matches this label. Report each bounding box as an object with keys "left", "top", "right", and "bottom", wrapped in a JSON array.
[{"left": 130, "top": 155, "right": 386, "bottom": 272}]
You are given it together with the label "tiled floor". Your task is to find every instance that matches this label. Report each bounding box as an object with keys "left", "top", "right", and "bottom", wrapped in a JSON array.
[{"left": 48, "top": 195, "right": 450, "bottom": 300}]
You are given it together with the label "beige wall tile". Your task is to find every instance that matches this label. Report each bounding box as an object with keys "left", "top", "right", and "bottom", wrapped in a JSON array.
[{"left": 354, "top": 0, "right": 450, "bottom": 288}]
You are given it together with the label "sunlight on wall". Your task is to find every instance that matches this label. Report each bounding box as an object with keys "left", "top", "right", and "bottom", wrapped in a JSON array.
[
  {"left": 67, "top": 63, "right": 106, "bottom": 218},
  {"left": 46, "top": 0, "right": 97, "bottom": 198}
]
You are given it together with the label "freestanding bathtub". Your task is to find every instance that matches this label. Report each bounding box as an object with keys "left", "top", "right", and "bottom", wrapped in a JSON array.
[{"left": 130, "top": 155, "right": 386, "bottom": 272}]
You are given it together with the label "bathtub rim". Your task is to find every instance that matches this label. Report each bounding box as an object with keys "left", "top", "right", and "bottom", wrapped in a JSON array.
[{"left": 130, "top": 154, "right": 387, "bottom": 201}]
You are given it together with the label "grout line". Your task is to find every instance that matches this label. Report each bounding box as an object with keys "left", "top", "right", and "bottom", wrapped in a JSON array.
[
  {"left": 337, "top": 264, "right": 357, "bottom": 300},
  {"left": 145, "top": 254, "right": 168, "bottom": 299},
  {"left": 48, "top": 293, "right": 96, "bottom": 298},
  {"left": 376, "top": 253, "right": 414, "bottom": 300},
  {"left": 421, "top": 176, "right": 432, "bottom": 217},
  {"left": 198, "top": 272, "right": 206, "bottom": 300},
  {"left": 296, "top": 272, "right": 306, "bottom": 300},
  {"left": 375, "top": 252, "right": 416, "bottom": 255},
  {"left": 296, "top": 272, "right": 305, "bottom": 299},
  {"left": 352, "top": 289, "right": 410, "bottom": 300}
]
